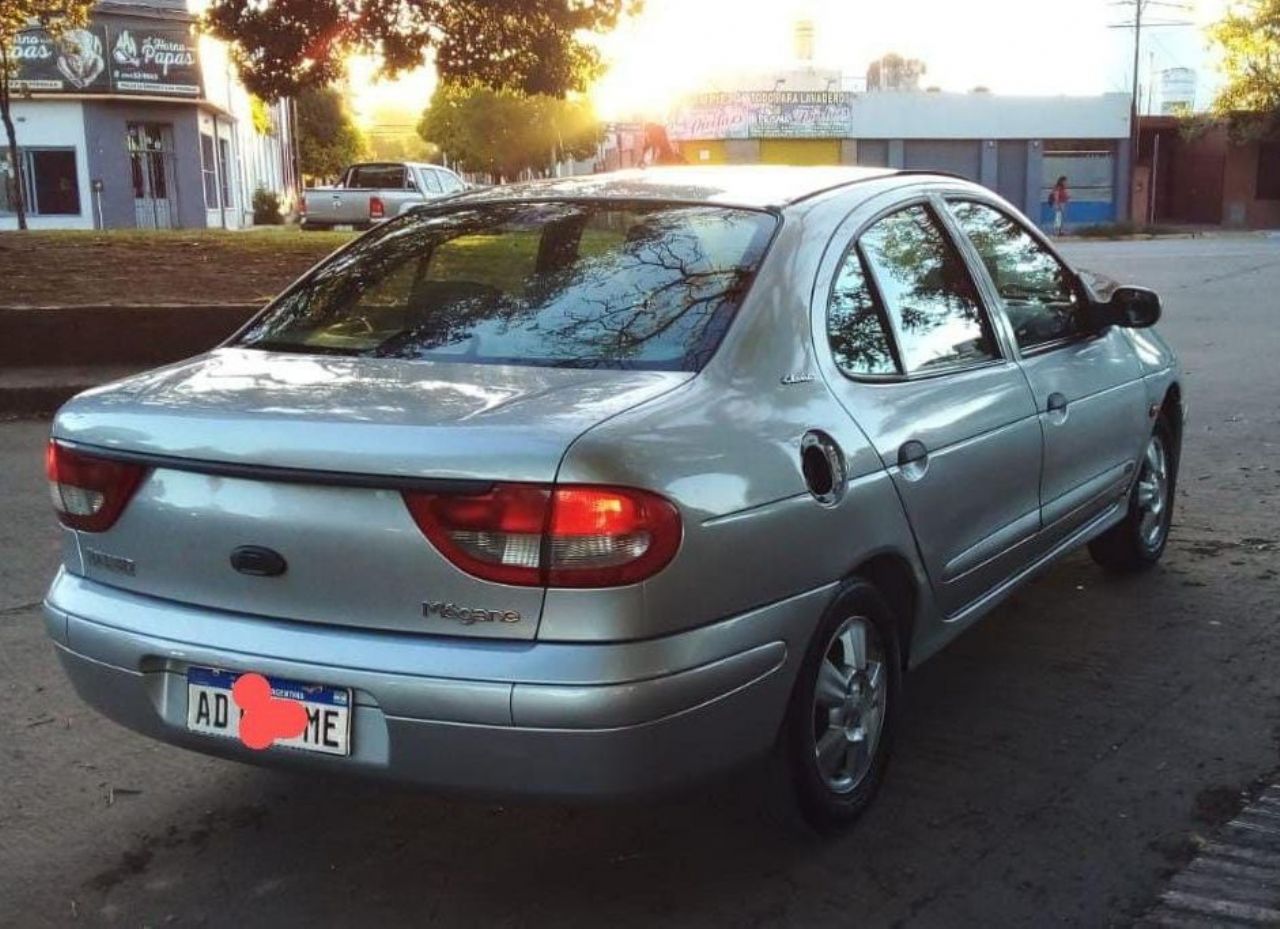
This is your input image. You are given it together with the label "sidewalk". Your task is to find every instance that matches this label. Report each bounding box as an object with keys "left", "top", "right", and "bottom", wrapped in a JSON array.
[{"left": 1139, "top": 783, "right": 1280, "bottom": 926}]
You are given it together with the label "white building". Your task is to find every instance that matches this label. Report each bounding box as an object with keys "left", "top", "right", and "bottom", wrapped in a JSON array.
[{"left": 1, "top": 0, "right": 298, "bottom": 230}]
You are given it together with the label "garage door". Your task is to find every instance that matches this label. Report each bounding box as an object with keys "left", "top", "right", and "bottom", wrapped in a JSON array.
[
  {"left": 903, "top": 141, "right": 982, "bottom": 180},
  {"left": 759, "top": 139, "right": 841, "bottom": 166}
]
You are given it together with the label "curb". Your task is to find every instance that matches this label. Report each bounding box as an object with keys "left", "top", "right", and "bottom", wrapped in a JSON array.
[
  {"left": 1138, "top": 782, "right": 1280, "bottom": 927},
  {"left": 4, "top": 302, "right": 262, "bottom": 368}
]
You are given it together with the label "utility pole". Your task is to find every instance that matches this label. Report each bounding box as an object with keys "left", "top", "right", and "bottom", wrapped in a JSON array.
[{"left": 1109, "top": 0, "right": 1193, "bottom": 220}]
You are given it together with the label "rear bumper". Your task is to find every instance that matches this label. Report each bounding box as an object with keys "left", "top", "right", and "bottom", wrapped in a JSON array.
[{"left": 44, "top": 570, "right": 831, "bottom": 798}]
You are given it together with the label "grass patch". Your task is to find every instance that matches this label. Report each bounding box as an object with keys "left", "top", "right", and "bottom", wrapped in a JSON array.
[{"left": 0, "top": 226, "right": 357, "bottom": 305}]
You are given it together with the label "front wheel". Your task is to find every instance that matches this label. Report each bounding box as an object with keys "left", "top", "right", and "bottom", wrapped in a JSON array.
[
  {"left": 782, "top": 580, "right": 902, "bottom": 833},
  {"left": 1089, "top": 417, "right": 1177, "bottom": 572}
]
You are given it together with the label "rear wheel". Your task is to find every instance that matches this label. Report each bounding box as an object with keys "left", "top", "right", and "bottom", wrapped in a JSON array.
[
  {"left": 783, "top": 580, "right": 901, "bottom": 833},
  {"left": 1089, "top": 417, "right": 1177, "bottom": 572}
]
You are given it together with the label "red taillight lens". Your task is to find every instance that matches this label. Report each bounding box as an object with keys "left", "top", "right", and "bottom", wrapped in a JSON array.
[
  {"left": 402, "top": 484, "right": 681, "bottom": 588},
  {"left": 45, "top": 441, "right": 146, "bottom": 532},
  {"left": 369, "top": 196, "right": 385, "bottom": 219}
]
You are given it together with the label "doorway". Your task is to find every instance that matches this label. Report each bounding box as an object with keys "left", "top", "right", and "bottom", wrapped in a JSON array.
[{"left": 127, "top": 123, "right": 177, "bottom": 229}]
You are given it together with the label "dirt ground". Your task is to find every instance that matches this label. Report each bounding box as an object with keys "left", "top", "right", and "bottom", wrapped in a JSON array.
[{"left": 0, "top": 229, "right": 355, "bottom": 306}]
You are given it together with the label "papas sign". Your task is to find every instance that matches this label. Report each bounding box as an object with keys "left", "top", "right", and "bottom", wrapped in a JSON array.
[
  {"left": 8, "top": 21, "right": 201, "bottom": 98},
  {"left": 108, "top": 28, "right": 201, "bottom": 97}
]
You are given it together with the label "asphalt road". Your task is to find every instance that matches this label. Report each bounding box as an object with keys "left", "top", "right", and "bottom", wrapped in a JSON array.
[{"left": 2, "top": 236, "right": 1279, "bottom": 928}]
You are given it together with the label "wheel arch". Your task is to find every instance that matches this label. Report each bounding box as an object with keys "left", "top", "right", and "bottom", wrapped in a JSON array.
[{"left": 851, "top": 552, "right": 921, "bottom": 670}]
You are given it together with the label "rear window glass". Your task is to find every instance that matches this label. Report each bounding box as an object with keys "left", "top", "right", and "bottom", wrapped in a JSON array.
[
  {"left": 348, "top": 165, "right": 407, "bottom": 189},
  {"left": 235, "top": 202, "right": 777, "bottom": 371}
]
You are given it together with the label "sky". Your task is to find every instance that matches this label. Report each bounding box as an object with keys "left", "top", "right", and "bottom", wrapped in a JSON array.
[{"left": 348, "top": 0, "right": 1235, "bottom": 125}]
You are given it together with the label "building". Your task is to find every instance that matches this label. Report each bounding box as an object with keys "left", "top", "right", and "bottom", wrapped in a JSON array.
[
  {"left": 1136, "top": 116, "right": 1280, "bottom": 229},
  {"left": 1, "top": 0, "right": 298, "bottom": 230},
  {"left": 666, "top": 82, "right": 1133, "bottom": 228}
]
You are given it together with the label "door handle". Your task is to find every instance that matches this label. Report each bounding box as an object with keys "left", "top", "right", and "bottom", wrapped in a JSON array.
[
  {"left": 898, "top": 440, "right": 928, "bottom": 468},
  {"left": 1047, "top": 392, "right": 1068, "bottom": 414}
]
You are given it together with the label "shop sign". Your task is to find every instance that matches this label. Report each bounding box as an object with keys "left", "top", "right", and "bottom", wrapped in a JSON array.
[
  {"left": 8, "top": 22, "right": 201, "bottom": 98},
  {"left": 669, "top": 90, "right": 855, "bottom": 140},
  {"left": 8, "top": 27, "right": 110, "bottom": 93},
  {"left": 107, "top": 27, "right": 201, "bottom": 97}
]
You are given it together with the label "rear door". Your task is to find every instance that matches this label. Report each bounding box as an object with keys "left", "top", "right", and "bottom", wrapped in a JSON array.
[
  {"left": 943, "top": 197, "right": 1149, "bottom": 548},
  {"left": 816, "top": 196, "right": 1044, "bottom": 617}
]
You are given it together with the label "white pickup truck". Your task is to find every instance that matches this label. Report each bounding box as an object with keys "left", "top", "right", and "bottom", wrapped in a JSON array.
[{"left": 300, "top": 162, "right": 467, "bottom": 231}]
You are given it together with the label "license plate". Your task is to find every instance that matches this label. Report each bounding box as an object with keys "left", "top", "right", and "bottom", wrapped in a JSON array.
[
  {"left": 333, "top": 223, "right": 354, "bottom": 231},
  {"left": 185, "top": 666, "right": 352, "bottom": 756}
]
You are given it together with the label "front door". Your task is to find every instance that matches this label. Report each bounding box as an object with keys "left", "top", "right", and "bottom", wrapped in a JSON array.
[
  {"left": 943, "top": 198, "right": 1150, "bottom": 549},
  {"left": 818, "top": 200, "right": 1044, "bottom": 617},
  {"left": 127, "top": 123, "right": 176, "bottom": 229}
]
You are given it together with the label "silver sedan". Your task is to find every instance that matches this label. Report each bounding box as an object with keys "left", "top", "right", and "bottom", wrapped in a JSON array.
[{"left": 44, "top": 167, "right": 1182, "bottom": 830}]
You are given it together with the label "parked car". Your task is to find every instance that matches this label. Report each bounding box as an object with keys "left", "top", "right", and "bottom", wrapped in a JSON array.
[
  {"left": 300, "top": 161, "right": 466, "bottom": 231},
  {"left": 44, "top": 167, "right": 1182, "bottom": 830}
]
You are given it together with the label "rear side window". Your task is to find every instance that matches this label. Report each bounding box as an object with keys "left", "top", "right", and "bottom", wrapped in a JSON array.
[
  {"left": 859, "top": 204, "right": 997, "bottom": 373},
  {"left": 236, "top": 202, "right": 777, "bottom": 371},
  {"left": 947, "top": 200, "right": 1085, "bottom": 350},
  {"left": 418, "top": 169, "right": 442, "bottom": 194},
  {"left": 826, "top": 248, "right": 899, "bottom": 376}
]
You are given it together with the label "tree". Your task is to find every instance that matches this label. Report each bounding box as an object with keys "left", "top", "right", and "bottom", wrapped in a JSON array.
[
  {"left": 866, "top": 53, "right": 927, "bottom": 92},
  {"left": 202, "top": 0, "right": 635, "bottom": 101},
  {"left": 1209, "top": 0, "right": 1280, "bottom": 139},
  {"left": 418, "top": 82, "right": 600, "bottom": 180},
  {"left": 294, "top": 86, "right": 367, "bottom": 182},
  {"left": 1, "top": 0, "right": 95, "bottom": 229}
]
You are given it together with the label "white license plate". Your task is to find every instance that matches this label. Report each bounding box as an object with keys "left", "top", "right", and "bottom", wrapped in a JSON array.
[
  {"left": 333, "top": 223, "right": 355, "bottom": 231},
  {"left": 185, "top": 666, "right": 352, "bottom": 756}
]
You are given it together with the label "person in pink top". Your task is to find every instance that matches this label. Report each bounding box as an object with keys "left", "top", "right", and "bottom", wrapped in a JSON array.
[{"left": 1049, "top": 175, "right": 1070, "bottom": 235}]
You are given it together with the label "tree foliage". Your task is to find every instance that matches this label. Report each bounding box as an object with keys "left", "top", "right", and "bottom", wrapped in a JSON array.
[
  {"left": 295, "top": 86, "right": 368, "bottom": 182},
  {"left": 1209, "top": 0, "right": 1280, "bottom": 138},
  {"left": 203, "top": 0, "right": 636, "bottom": 101},
  {"left": 866, "top": 53, "right": 927, "bottom": 92},
  {"left": 418, "top": 83, "right": 600, "bottom": 179},
  {"left": 1, "top": 0, "right": 96, "bottom": 229}
]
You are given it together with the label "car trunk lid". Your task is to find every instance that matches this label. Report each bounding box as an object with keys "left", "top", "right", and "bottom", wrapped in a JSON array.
[{"left": 53, "top": 349, "right": 690, "bottom": 639}]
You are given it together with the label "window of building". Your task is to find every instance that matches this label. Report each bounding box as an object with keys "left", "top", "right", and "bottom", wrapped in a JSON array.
[
  {"left": 200, "top": 133, "right": 218, "bottom": 208},
  {"left": 859, "top": 204, "right": 997, "bottom": 374},
  {"left": 1041, "top": 140, "right": 1115, "bottom": 213},
  {"left": 826, "top": 246, "right": 899, "bottom": 376},
  {"left": 0, "top": 148, "right": 81, "bottom": 216},
  {"left": 217, "top": 137, "right": 233, "bottom": 208},
  {"left": 948, "top": 200, "right": 1085, "bottom": 350},
  {"left": 1258, "top": 141, "right": 1280, "bottom": 201}
]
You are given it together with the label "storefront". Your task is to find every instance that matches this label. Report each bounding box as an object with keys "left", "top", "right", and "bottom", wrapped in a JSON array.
[
  {"left": 666, "top": 84, "right": 1132, "bottom": 228},
  {"left": 1, "top": 1, "right": 297, "bottom": 230}
]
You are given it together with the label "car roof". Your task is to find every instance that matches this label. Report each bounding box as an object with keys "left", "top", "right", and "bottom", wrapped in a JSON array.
[{"left": 447, "top": 166, "right": 931, "bottom": 211}]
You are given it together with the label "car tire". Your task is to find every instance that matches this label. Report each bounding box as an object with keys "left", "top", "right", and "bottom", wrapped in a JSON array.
[
  {"left": 782, "top": 578, "right": 902, "bottom": 833},
  {"left": 1088, "top": 415, "right": 1178, "bottom": 572}
]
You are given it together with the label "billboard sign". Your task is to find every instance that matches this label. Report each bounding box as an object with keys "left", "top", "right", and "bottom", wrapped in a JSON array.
[
  {"left": 108, "top": 28, "right": 201, "bottom": 97},
  {"left": 8, "top": 21, "right": 201, "bottom": 98},
  {"left": 669, "top": 91, "right": 854, "bottom": 140},
  {"left": 9, "top": 27, "right": 110, "bottom": 94}
]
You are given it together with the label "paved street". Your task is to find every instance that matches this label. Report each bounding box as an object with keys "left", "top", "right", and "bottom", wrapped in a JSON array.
[{"left": 2, "top": 236, "right": 1278, "bottom": 928}]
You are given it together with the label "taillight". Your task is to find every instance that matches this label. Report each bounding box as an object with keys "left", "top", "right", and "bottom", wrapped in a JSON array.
[
  {"left": 369, "top": 196, "right": 385, "bottom": 220},
  {"left": 45, "top": 441, "right": 146, "bottom": 532},
  {"left": 402, "top": 484, "right": 681, "bottom": 588}
]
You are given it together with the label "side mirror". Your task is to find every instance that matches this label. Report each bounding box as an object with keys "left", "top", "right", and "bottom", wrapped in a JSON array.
[{"left": 1092, "top": 285, "right": 1161, "bottom": 330}]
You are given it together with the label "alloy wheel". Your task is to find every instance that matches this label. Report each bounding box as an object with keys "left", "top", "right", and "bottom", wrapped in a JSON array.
[{"left": 810, "top": 615, "right": 888, "bottom": 794}]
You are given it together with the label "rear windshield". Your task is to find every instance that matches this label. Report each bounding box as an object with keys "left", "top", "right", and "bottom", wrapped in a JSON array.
[{"left": 235, "top": 201, "right": 777, "bottom": 371}]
